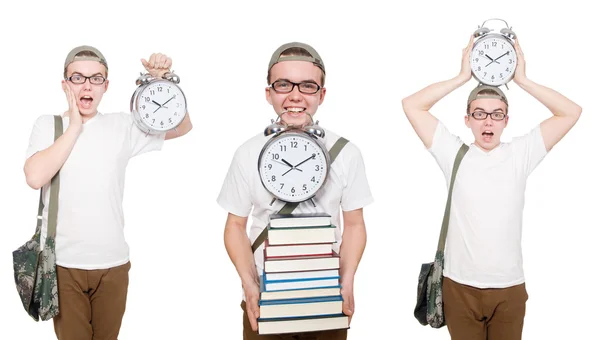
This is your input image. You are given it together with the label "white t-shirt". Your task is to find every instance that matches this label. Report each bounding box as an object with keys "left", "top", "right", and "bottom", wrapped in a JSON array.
[
  {"left": 217, "top": 128, "right": 374, "bottom": 275},
  {"left": 429, "top": 122, "right": 547, "bottom": 288},
  {"left": 26, "top": 113, "right": 165, "bottom": 270}
]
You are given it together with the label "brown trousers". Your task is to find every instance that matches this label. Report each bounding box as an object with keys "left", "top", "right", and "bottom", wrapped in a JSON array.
[
  {"left": 442, "top": 277, "right": 528, "bottom": 340},
  {"left": 241, "top": 301, "right": 348, "bottom": 340},
  {"left": 53, "top": 262, "right": 131, "bottom": 340}
]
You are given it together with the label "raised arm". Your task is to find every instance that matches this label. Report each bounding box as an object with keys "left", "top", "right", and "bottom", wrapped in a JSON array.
[
  {"left": 512, "top": 39, "right": 582, "bottom": 152},
  {"left": 402, "top": 36, "right": 474, "bottom": 148}
]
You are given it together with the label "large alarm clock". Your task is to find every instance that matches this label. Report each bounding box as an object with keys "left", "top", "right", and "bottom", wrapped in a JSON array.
[
  {"left": 130, "top": 72, "right": 187, "bottom": 134},
  {"left": 470, "top": 19, "right": 517, "bottom": 87},
  {"left": 258, "top": 115, "right": 330, "bottom": 203}
]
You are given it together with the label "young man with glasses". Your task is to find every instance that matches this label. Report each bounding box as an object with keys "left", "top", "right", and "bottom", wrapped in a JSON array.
[
  {"left": 402, "top": 37, "right": 581, "bottom": 339},
  {"left": 218, "top": 42, "right": 373, "bottom": 339},
  {"left": 24, "top": 45, "right": 192, "bottom": 339}
]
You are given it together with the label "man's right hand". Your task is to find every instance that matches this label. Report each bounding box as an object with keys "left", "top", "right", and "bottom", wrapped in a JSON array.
[
  {"left": 62, "top": 80, "right": 83, "bottom": 131},
  {"left": 243, "top": 281, "right": 261, "bottom": 332},
  {"left": 458, "top": 35, "right": 474, "bottom": 83}
]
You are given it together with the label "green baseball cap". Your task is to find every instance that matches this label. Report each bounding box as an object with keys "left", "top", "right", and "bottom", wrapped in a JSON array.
[
  {"left": 64, "top": 45, "right": 108, "bottom": 73},
  {"left": 268, "top": 42, "right": 325, "bottom": 75},
  {"left": 467, "top": 85, "right": 508, "bottom": 108}
]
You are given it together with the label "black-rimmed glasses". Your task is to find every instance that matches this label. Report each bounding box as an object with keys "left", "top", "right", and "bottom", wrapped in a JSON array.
[
  {"left": 470, "top": 111, "right": 507, "bottom": 121},
  {"left": 270, "top": 80, "right": 321, "bottom": 94},
  {"left": 66, "top": 73, "right": 106, "bottom": 85}
]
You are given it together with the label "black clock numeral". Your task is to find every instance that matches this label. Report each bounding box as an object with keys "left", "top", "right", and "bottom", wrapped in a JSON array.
[
  {"left": 484, "top": 72, "right": 487, "bottom": 77},
  {"left": 475, "top": 58, "right": 479, "bottom": 62},
  {"left": 280, "top": 145, "right": 287, "bottom": 152},
  {"left": 145, "top": 97, "right": 150, "bottom": 102},
  {"left": 291, "top": 187, "right": 295, "bottom": 193},
  {"left": 506, "top": 68, "right": 510, "bottom": 72},
  {"left": 169, "top": 118, "right": 172, "bottom": 123},
  {"left": 142, "top": 105, "right": 146, "bottom": 110},
  {"left": 304, "top": 145, "right": 308, "bottom": 151},
  {"left": 302, "top": 184, "right": 307, "bottom": 191},
  {"left": 500, "top": 73, "right": 503, "bottom": 78},
  {"left": 484, "top": 44, "right": 489, "bottom": 49},
  {"left": 145, "top": 114, "right": 149, "bottom": 118},
  {"left": 492, "top": 42, "right": 497, "bottom": 47},
  {"left": 167, "top": 89, "right": 170, "bottom": 93},
  {"left": 176, "top": 103, "right": 180, "bottom": 108},
  {"left": 150, "top": 90, "right": 155, "bottom": 95},
  {"left": 152, "top": 119, "right": 155, "bottom": 123},
  {"left": 272, "top": 154, "right": 280, "bottom": 160},
  {"left": 158, "top": 87, "right": 163, "bottom": 92},
  {"left": 477, "top": 66, "right": 481, "bottom": 71},
  {"left": 311, "top": 177, "right": 315, "bottom": 182},
  {"left": 280, "top": 183, "right": 284, "bottom": 189},
  {"left": 291, "top": 141, "right": 298, "bottom": 148},
  {"left": 160, "top": 121, "right": 164, "bottom": 126},
  {"left": 267, "top": 164, "right": 272, "bottom": 170},
  {"left": 509, "top": 59, "right": 513, "bottom": 64},
  {"left": 272, "top": 175, "right": 276, "bottom": 181},
  {"left": 491, "top": 75, "right": 495, "bottom": 80},
  {"left": 315, "top": 165, "right": 320, "bottom": 171},
  {"left": 479, "top": 50, "right": 484, "bottom": 56}
]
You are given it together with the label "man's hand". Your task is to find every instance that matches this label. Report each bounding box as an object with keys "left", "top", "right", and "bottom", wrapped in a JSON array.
[
  {"left": 243, "top": 281, "right": 261, "bottom": 332},
  {"left": 458, "top": 35, "right": 475, "bottom": 83},
  {"left": 512, "top": 38, "right": 527, "bottom": 85},
  {"left": 341, "top": 279, "right": 355, "bottom": 325},
  {"left": 141, "top": 53, "right": 172, "bottom": 79},
  {"left": 61, "top": 80, "right": 82, "bottom": 131}
]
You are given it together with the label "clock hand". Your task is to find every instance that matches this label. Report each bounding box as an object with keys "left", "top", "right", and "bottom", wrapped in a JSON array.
[
  {"left": 282, "top": 168, "right": 294, "bottom": 177},
  {"left": 161, "top": 95, "right": 176, "bottom": 106},
  {"left": 293, "top": 154, "right": 316, "bottom": 169},
  {"left": 493, "top": 51, "right": 509, "bottom": 62},
  {"left": 484, "top": 54, "right": 501, "bottom": 67},
  {"left": 277, "top": 159, "right": 303, "bottom": 174},
  {"left": 281, "top": 159, "right": 294, "bottom": 168},
  {"left": 152, "top": 100, "right": 162, "bottom": 107}
]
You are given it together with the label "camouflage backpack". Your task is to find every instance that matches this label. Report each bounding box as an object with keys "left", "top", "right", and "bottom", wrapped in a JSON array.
[
  {"left": 12, "top": 115, "right": 62, "bottom": 321},
  {"left": 414, "top": 143, "right": 469, "bottom": 328}
]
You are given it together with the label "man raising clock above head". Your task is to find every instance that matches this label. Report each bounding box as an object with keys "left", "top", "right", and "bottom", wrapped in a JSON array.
[
  {"left": 23, "top": 45, "right": 193, "bottom": 339},
  {"left": 217, "top": 42, "right": 374, "bottom": 339},
  {"left": 402, "top": 36, "right": 581, "bottom": 340}
]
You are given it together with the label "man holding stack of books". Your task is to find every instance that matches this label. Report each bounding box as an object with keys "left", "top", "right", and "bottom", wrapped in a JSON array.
[{"left": 217, "top": 41, "right": 374, "bottom": 339}]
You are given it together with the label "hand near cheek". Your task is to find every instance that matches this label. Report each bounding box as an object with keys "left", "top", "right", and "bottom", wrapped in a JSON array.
[
  {"left": 61, "top": 80, "right": 83, "bottom": 128},
  {"left": 141, "top": 53, "right": 173, "bottom": 79}
]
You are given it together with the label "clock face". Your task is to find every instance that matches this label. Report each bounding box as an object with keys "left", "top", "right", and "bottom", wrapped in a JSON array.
[
  {"left": 135, "top": 80, "right": 187, "bottom": 132},
  {"left": 259, "top": 133, "right": 329, "bottom": 203},
  {"left": 471, "top": 35, "right": 517, "bottom": 86}
]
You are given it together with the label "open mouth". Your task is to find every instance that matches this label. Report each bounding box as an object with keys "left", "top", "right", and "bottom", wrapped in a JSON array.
[
  {"left": 80, "top": 95, "right": 93, "bottom": 109},
  {"left": 482, "top": 130, "right": 494, "bottom": 142}
]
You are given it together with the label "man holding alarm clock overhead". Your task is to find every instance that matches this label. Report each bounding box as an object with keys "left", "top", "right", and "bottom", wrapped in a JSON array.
[
  {"left": 23, "top": 45, "right": 192, "bottom": 339},
  {"left": 402, "top": 35, "right": 581, "bottom": 340},
  {"left": 218, "top": 42, "right": 373, "bottom": 339}
]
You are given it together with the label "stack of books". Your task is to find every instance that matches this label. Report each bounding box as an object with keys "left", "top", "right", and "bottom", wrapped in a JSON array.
[{"left": 257, "top": 213, "right": 349, "bottom": 335}]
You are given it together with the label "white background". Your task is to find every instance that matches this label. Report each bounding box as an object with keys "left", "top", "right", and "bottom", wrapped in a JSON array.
[{"left": 1, "top": 0, "right": 597, "bottom": 339}]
